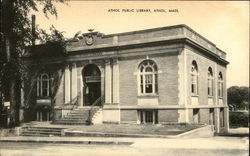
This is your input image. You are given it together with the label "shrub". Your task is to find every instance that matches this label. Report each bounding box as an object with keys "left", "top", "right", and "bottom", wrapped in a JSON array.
[{"left": 229, "top": 111, "right": 249, "bottom": 127}]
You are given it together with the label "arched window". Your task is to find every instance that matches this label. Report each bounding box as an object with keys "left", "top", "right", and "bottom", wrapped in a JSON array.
[
  {"left": 138, "top": 60, "right": 158, "bottom": 94},
  {"left": 37, "top": 73, "right": 50, "bottom": 97},
  {"left": 191, "top": 61, "right": 198, "bottom": 95},
  {"left": 218, "top": 72, "right": 223, "bottom": 97},
  {"left": 208, "top": 67, "right": 213, "bottom": 96}
]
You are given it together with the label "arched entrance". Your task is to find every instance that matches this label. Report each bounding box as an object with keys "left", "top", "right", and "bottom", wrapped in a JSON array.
[{"left": 82, "top": 64, "right": 101, "bottom": 106}]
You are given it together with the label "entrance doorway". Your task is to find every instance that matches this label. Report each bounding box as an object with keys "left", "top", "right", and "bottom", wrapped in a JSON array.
[{"left": 82, "top": 64, "right": 101, "bottom": 106}]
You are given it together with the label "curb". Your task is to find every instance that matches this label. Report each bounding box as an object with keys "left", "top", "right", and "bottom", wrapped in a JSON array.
[
  {"left": 0, "top": 139, "right": 133, "bottom": 145},
  {"left": 64, "top": 130, "right": 177, "bottom": 138}
]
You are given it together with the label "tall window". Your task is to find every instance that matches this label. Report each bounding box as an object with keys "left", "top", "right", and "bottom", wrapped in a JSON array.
[
  {"left": 37, "top": 73, "right": 50, "bottom": 97},
  {"left": 191, "top": 61, "right": 198, "bottom": 95},
  {"left": 208, "top": 67, "right": 213, "bottom": 96},
  {"left": 218, "top": 72, "right": 223, "bottom": 97},
  {"left": 138, "top": 60, "right": 158, "bottom": 94}
]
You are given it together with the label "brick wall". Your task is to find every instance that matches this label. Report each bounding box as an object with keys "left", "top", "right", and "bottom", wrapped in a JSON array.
[
  {"left": 119, "top": 58, "right": 138, "bottom": 106},
  {"left": 157, "top": 53, "right": 179, "bottom": 106},
  {"left": 120, "top": 110, "right": 137, "bottom": 123},
  {"left": 158, "top": 109, "right": 179, "bottom": 123},
  {"left": 185, "top": 46, "right": 227, "bottom": 106},
  {"left": 119, "top": 49, "right": 179, "bottom": 106},
  {"left": 199, "top": 108, "right": 210, "bottom": 124},
  {"left": 188, "top": 109, "right": 194, "bottom": 123}
]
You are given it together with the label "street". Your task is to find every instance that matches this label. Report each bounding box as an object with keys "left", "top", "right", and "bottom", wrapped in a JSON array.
[{"left": 0, "top": 136, "right": 248, "bottom": 156}]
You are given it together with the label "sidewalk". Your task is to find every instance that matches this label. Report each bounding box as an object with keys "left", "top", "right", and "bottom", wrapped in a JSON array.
[
  {"left": 0, "top": 135, "right": 248, "bottom": 150},
  {"left": 0, "top": 136, "right": 134, "bottom": 145},
  {"left": 0, "top": 127, "right": 248, "bottom": 150}
]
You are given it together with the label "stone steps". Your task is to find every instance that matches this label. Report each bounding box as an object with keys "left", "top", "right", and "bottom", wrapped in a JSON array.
[
  {"left": 53, "top": 107, "right": 101, "bottom": 125},
  {"left": 53, "top": 121, "right": 89, "bottom": 125},
  {"left": 62, "top": 116, "right": 89, "bottom": 119}
]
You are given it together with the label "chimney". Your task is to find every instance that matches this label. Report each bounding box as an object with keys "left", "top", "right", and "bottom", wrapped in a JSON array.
[{"left": 31, "top": 15, "right": 36, "bottom": 46}]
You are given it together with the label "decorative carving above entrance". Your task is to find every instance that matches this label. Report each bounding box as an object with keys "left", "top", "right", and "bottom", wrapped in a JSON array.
[{"left": 85, "top": 35, "right": 94, "bottom": 46}]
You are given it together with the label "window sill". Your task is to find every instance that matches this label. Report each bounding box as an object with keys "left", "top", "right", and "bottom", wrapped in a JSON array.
[
  {"left": 208, "top": 96, "right": 213, "bottom": 98},
  {"left": 137, "top": 94, "right": 159, "bottom": 98},
  {"left": 218, "top": 97, "right": 223, "bottom": 99},
  {"left": 37, "top": 97, "right": 50, "bottom": 99},
  {"left": 191, "top": 95, "right": 199, "bottom": 97}
]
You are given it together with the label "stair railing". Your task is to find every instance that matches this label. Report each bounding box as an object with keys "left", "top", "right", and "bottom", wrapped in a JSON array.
[
  {"left": 87, "top": 95, "right": 104, "bottom": 124},
  {"left": 24, "top": 72, "right": 39, "bottom": 108},
  {"left": 70, "top": 91, "right": 81, "bottom": 110},
  {"left": 71, "top": 96, "right": 78, "bottom": 110}
]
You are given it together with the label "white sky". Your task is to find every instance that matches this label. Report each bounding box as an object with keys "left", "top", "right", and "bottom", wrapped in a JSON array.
[{"left": 34, "top": 1, "right": 249, "bottom": 88}]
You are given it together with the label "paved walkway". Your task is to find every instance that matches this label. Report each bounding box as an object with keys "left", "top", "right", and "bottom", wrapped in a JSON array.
[
  {"left": 0, "top": 136, "right": 135, "bottom": 145},
  {"left": 0, "top": 126, "right": 248, "bottom": 150},
  {"left": 0, "top": 135, "right": 248, "bottom": 150}
]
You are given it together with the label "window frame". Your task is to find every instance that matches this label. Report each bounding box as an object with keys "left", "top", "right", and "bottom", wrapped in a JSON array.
[
  {"left": 191, "top": 61, "right": 199, "bottom": 96},
  {"left": 218, "top": 72, "right": 223, "bottom": 98},
  {"left": 37, "top": 73, "right": 50, "bottom": 98},
  {"left": 207, "top": 67, "right": 214, "bottom": 97},
  {"left": 138, "top": 60, "right": 158, "bottom": 95}
]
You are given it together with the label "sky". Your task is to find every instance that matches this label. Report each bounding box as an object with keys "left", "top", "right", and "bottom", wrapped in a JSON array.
[{"left": 34, "top": 1, "right": 249, "bottom": 88}]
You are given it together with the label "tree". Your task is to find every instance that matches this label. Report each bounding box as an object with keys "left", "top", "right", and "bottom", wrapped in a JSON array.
[
  {"left": 0, "top": 0, "right": 66, "bottom": 127},
  {"left": 227, "top": 86, "right": 249, "bottom": 110}
]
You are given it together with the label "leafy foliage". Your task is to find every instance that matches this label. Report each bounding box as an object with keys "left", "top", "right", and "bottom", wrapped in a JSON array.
[
  {"left": 227, "top": 86, "right": 249, "bottom": 110},
  {"left": 0, "top": 0, "right": 66, "bottom": 126},
  {"left": 229, "top": 111, "right": 249, "bottom": 127},
  {"left": 0, "top": 0, "right": 66, "bottom": 95}
]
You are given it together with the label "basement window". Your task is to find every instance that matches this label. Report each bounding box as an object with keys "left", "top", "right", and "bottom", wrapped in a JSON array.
[{"left": 138, "top": 110, "right": 158, "bottom": 124}]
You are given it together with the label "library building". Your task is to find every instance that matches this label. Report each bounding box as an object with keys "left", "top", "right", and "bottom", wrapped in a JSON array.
[{"left": 21, "top": 24, "right": 229, "bottom": 133}]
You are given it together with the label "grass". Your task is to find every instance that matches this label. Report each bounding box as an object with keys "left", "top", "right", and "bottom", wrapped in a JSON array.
[{"left": 67, "top": 123, "right": 202, "bottom": 135}]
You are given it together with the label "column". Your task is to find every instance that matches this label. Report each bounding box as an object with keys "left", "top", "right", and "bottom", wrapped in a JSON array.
[
  {"left": 40, "top": 112, "right": 42, "bottom": 121},
  {"left": 143, "top": 111, "right": 146, "bottom": 124},
  {"left": 101, "top": 67, "right": 105, "bottom": 98},
  {"left": 64, "top": 64, "right": 71, "bottom": 104},
  {"left": 71, "top": 63, "right": 77, "bottom": 103},
  {"left": 37, "top": 112, "right": 39, "bottom": 121},
  {"left": 47, "top": 112, "right": 50, "bottom": 121},
  {"left": 152, "top": 111, "right": 155, "bottom": 124},
  {"left": 77, "top": 65, "right": 84, "bottom": 107},
  {"left": 112, "top": 58, "right": 119, "bottom": 104},
  {"left": 105, "top": 59, "right": 112, "bottom": 104}
]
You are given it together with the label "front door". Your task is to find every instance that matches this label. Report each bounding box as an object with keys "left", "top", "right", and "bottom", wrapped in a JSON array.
[
  {"left": 85, "top": 82, "right": 101, "bottom": 106},
  {"left": 82, "top": 64, "right": 101, "bottom": 106}
]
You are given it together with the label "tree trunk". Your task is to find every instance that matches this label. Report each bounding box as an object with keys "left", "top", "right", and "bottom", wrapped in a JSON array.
[
  {"left": 5, "top": 37, "right": 18, "bottom": 127},
  {"left": 9, "top": 77, "right": 17, "bottom": 127},
  {"left": 3, "top": 0, "right": 19, "bottom": 127}
]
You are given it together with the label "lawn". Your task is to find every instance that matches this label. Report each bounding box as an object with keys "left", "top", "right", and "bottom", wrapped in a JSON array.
[{"left": 67, "top": 123, "right": 202, "bottom": 135}]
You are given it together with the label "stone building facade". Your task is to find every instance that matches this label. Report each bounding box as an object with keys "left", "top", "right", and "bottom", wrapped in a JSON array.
[{"left": 21, "top": 24, "right": 229, "bottom": 133}]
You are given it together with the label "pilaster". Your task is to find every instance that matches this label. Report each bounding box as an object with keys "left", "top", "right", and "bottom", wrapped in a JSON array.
[
  {"left": 214, "top": 107, "right": 220, "bottom": 133},
  {"left": 215, "top": 64, "right": 218, "bottom": 105},
  {"left": 71, "top": 63, "right": 77, "bottom": 102},
  {"left": 112, "top": 58, "right": 120, "bottom": 104},
  {"left": 224, "top": 106, "right": 229, "bottom": 133},
  {"left": 105, "top": 59, "right": 112, "bottom": 104},
  {"left": 77, "top": 65, "right": 84, "bottom": 107},
  {"left": 64, "top": 64, "right": 71, "bottom": 104}
]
